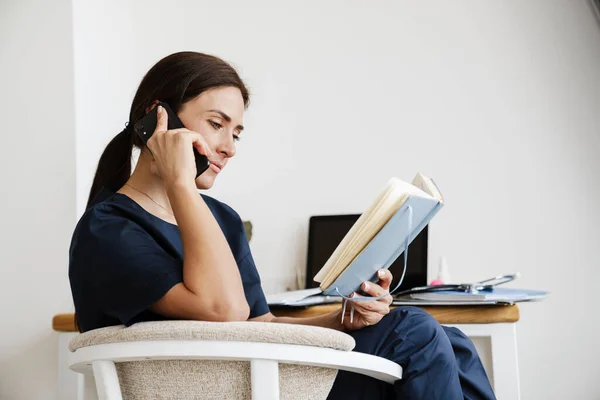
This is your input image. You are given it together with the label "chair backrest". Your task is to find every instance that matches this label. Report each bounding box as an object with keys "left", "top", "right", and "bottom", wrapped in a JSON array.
[
  {"left": 70, "top": 320, "right": 355, "bottom": 399},
  {"left": 111, "top": 359, "right": 337, "bottom": 399}
]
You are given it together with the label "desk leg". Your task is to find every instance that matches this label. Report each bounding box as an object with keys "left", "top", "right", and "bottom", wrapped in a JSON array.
[
  {"left": 58, "top": 333, "right": 79, "bottom": 400},
  {"left": 489, "top": 323, "right": 520, "bottom": 400},
  {"left": 447, "top": 323, "right": 520, "bottom": 400}
]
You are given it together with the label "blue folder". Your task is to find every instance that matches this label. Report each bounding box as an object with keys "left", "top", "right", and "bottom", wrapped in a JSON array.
[{"left": 407, "top": 287, "right": 549, "bottom": 302}]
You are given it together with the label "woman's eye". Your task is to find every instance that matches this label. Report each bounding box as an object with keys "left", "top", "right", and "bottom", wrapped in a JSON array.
[
  {"left": 233, "top": 135, "right": 241, "bottom": 142},
  {"left": 209, "top": 121, "right": 223, "bottom": 130}
]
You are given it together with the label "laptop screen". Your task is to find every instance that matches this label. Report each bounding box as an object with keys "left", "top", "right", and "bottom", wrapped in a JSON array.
[{"left": 305, "top": 214, "right": 428, "bottom": 292}]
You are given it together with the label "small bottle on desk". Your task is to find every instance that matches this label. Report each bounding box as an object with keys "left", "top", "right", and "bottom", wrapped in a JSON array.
[{"left": 430, "top": 256, "right": 450, "bottom": 286}]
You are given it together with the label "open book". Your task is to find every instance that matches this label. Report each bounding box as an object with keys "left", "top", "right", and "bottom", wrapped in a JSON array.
[
  {"left": 267, "top": 173, "right": 444, "bottom": 306},
  {"left": 315, "top": 172, "right": 444, "bottom": 296}
]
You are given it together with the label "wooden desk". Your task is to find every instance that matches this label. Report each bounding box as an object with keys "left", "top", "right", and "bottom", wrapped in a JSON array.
[
  {"left": 52, "top": 305, "right": 519, "bottom": 332},
  {"left": 273, "top": 304, "right": 519, "bottom": 324},
  {"left": 53, "top": 305, "right": 521, "bottom": 399}
]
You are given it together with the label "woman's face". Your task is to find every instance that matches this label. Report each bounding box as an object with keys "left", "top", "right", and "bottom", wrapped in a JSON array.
[{"left": 177, "top": 86, "right": 245, "bottom": 190}]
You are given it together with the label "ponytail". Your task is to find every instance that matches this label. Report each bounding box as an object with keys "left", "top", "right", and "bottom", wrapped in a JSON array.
[{"left": 86, "top": 127, "right": 134, "bottom": 209}]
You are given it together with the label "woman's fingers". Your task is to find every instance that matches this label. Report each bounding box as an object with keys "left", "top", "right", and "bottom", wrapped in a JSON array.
[
  {"left": 384, "top": 294, "right": 393, "bottom": 305},
  {"left": 147, "top": 106, "right": 168, "bottom": 154},
  {"left": 189, "top": 134, "right": 213, "bottom": 157},
  {"left": 163, "top": 128, "right": 191, "bottom": 135},
  {"left": 155, "top": 105, "right": 168, "bottom": 133},
  {"left": 146, "top": 119, "right": 213, "bottom": 183},
  {"left": 351, "top": 296, "right": 390, "bottom": 315},
  {"left": 376, "top": 269, "right": 393, "bottom": 291},
  {"left": 342, "top": 274, "right": 395, "bottom": 330},
  {"left": 156, "top": 128, "right": 213, "bottom": 157},
  {"left": 360, "top": 281, "right": 387, "bottom": 298}
]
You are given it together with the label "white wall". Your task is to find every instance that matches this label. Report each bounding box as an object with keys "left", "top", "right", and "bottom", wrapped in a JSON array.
[
  {"left": 72, "top": 0, "right": 135, "bottom": 216},
  {"left": 2, "top": 0, "right": 598, "bottom": 398},
  {"left": 74, "top": 1, "right": 600, "bottom": 398},
  {"left": 0, "top": 0, "right": 75, "bottom": 399}
]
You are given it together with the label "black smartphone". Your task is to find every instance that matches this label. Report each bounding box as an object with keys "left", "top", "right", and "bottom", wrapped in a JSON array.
[{"left": 133, "top": 102, "right": 211, "bottom": 178}]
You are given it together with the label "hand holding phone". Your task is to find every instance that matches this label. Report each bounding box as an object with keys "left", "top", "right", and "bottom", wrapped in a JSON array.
[{"left": 133, "top": 102, "right": 211, "bottom": 179}]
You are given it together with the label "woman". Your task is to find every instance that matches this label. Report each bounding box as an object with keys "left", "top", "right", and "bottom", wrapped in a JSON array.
[{"left": 69, "top": 51, "right": 495, "bottom": 399}]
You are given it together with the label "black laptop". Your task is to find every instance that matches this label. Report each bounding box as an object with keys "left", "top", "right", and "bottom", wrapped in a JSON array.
[{"left": 305, "top": 214, "right": 429, "bottom": 292}]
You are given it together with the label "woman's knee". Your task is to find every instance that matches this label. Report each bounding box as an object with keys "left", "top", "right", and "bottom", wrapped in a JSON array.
[
  {"left": 385, "top": 307, "right": 456, "bottom": 369},
  {"left": 388, "top": 306, "right": 430, "bottom": 318},
  {"left": 388, "top": 307, "right": 451, "bottom": 348},
  {"left": 443, "top": 326, "right": 479, "bottom": 356},
  {"left": 387, "top": 306, "right": 441, "bottom": 334}
]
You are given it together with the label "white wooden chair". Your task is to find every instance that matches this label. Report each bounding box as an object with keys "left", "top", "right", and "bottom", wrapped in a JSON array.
[{"left": 68, "top": 320, "right": 402, "bottom": 400}]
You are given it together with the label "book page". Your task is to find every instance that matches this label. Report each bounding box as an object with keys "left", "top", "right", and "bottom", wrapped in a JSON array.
[
  {"left": 314, "top": 175, "right": 434, "bottom": 290},
  {"left": 313, "top": 179, "right": 397, "bottom": 283},
  {"left": 321, "top": 190, "right": 408, "bottom": 285},
  {"left": 412, "top": 172, "right": 444, "bottom": 202}
]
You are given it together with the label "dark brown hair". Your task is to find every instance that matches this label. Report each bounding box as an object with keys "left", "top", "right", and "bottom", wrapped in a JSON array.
[{"left": 86, "top": 51, "right": 250, "bottom": 208}]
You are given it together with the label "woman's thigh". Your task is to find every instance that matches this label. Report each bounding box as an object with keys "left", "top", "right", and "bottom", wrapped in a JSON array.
[{"left": 327, "top": 306, "right": 462, "bottom": 400}]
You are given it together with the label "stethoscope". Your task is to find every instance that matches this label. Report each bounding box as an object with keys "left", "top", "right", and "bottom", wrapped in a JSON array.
[{"left": 393, "top": 273, "right": 521, "bottom": 297}]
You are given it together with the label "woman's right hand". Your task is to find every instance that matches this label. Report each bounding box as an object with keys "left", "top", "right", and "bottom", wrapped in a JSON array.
[{"left": 146, "top": 105, "right": 213, "bottom": 186}]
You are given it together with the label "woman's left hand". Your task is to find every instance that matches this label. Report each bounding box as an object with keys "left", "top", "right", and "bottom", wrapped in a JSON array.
[{"left": 339, "top": 269, "right": 394, "bottom": 331}]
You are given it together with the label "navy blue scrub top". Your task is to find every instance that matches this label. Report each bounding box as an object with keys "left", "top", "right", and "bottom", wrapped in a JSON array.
[{"left": 68, "top": 188, "right": 269, "bottom": 333}]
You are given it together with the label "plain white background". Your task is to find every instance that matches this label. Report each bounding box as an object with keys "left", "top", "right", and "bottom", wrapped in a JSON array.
[
  {"left": 0, "top": 0, "right": 76, "bottom": 399},
  {"left": 1, "top": 0, "right": 599, "bottom": 399}
]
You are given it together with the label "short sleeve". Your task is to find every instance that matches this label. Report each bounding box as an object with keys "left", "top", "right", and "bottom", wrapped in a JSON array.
[
  {"left": 238, "top": 251, "right": 270, "bottom": 318},
  {"left": 70, "top": 214, "right": 183, "bottom": 328}
]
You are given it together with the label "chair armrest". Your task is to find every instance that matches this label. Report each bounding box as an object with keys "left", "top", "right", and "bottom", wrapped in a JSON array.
[
  {"left": 70, "top": 339, "right": 402, "bottom": 384},
  {"left": 69, "top": 320, "right": 355, "bottom": 352}
]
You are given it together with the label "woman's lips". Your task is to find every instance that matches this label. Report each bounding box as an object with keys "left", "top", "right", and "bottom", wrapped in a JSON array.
[{"left": 209, "top": 162, "right": 222, "bottom": 173}]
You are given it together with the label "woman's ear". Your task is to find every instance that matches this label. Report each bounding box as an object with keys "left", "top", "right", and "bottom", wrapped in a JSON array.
[{"left": 145, "top": 100, "right": 160, "bottom": 114}]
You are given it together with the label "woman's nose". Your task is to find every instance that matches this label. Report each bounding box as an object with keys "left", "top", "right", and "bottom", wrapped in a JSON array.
[{"left": 217, "top": 133, "right": 236, "bottom": 158}]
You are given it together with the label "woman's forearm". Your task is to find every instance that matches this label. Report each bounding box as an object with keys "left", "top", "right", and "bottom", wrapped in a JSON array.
[
  {"left": 166, "top": 180, "right": 249, "bottom": 318},
  {"left": 269, "top": 311, "right": 345, "bottom": 331}
]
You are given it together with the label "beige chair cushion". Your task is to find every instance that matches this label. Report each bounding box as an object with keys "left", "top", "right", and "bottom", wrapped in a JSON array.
[
  {"left": 70, "top": 321, "right": 355, "bottom": 400},
  {"left": 70, "top": 320, "right": 355, "bottom": 351}
]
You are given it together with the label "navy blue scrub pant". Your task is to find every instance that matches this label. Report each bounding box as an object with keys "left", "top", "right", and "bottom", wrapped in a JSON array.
[{"left": 327, "top": 306, "right": 496, "bottom": 400}]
